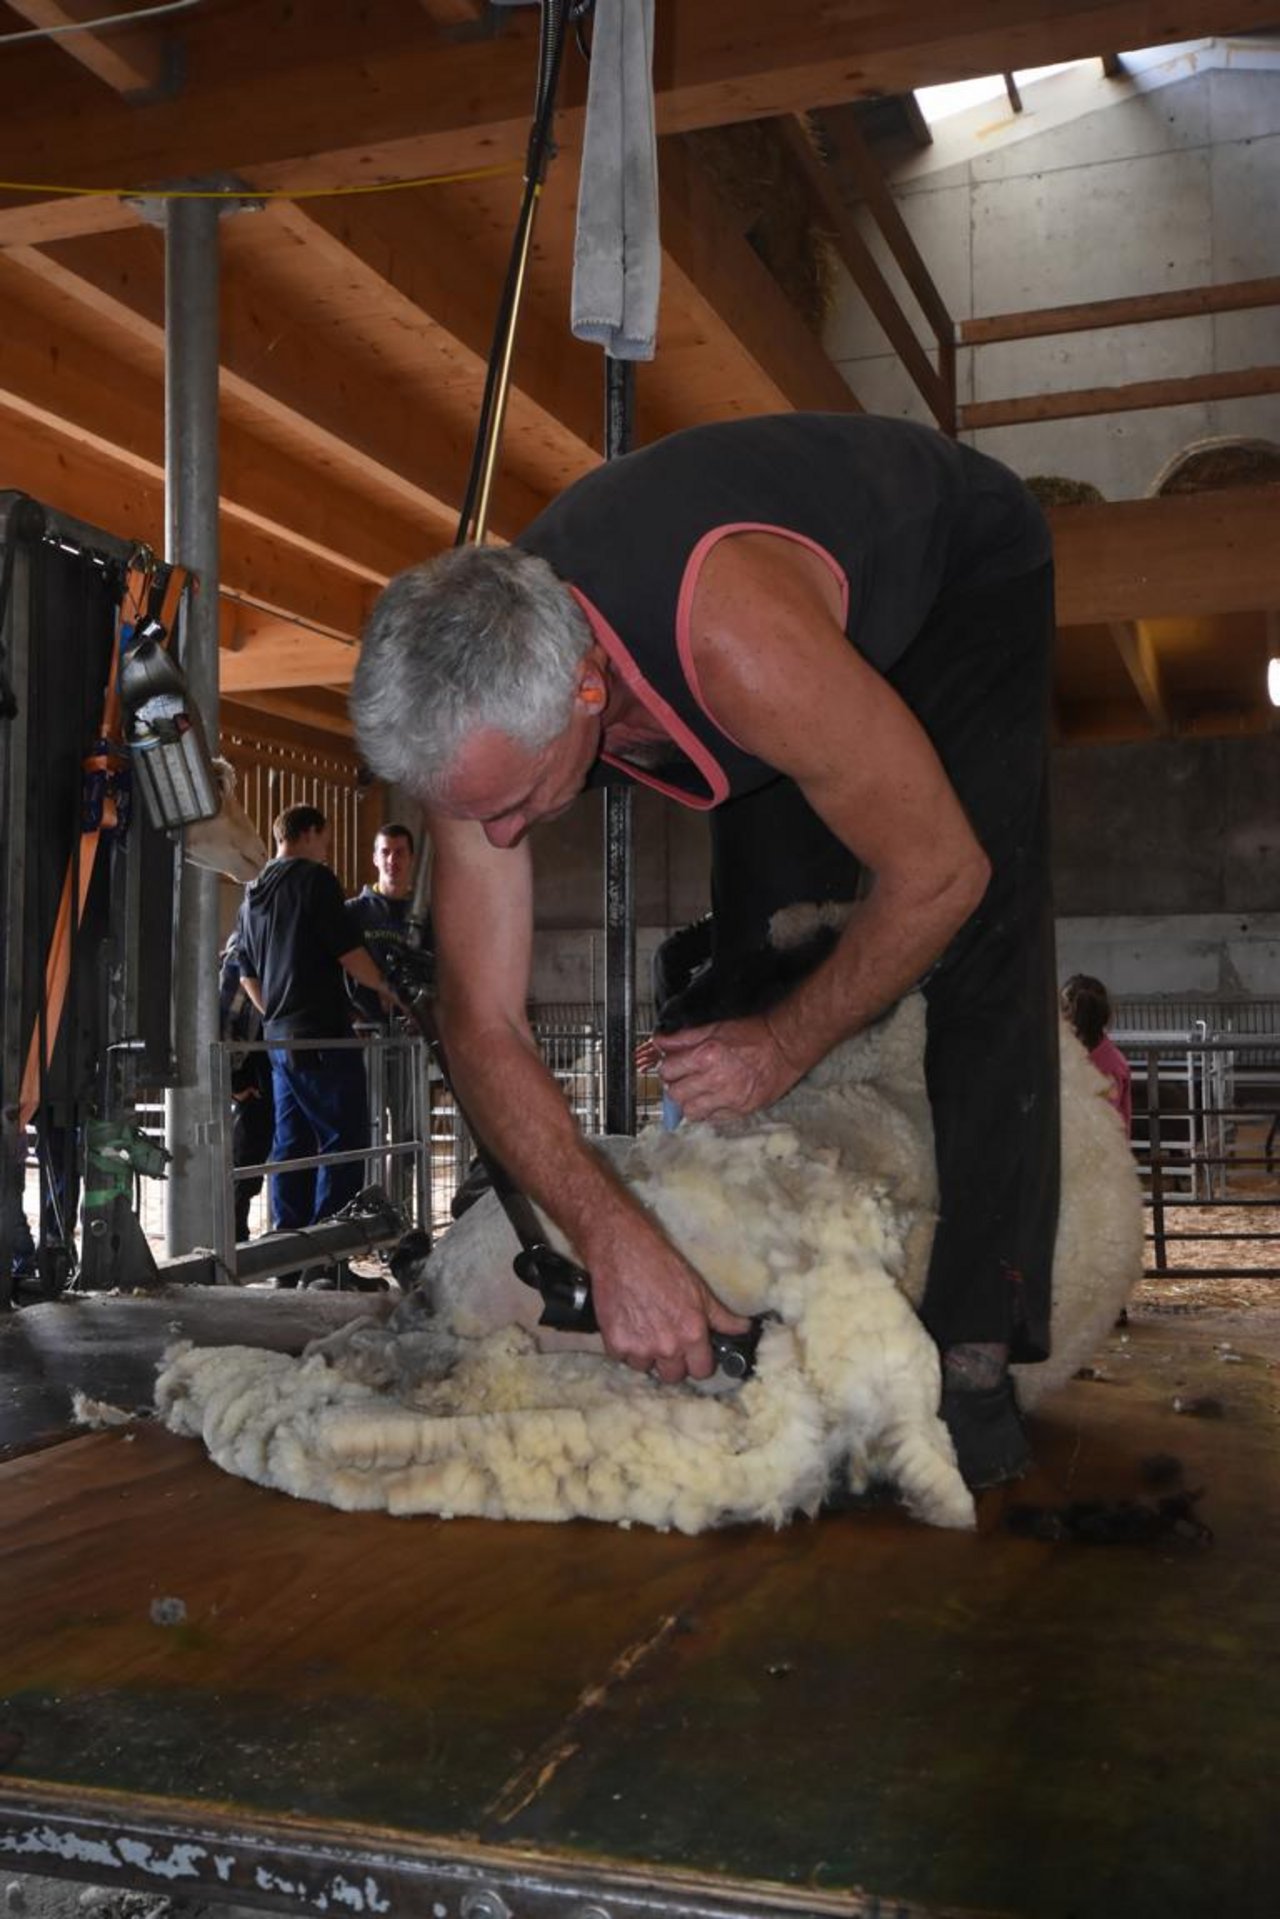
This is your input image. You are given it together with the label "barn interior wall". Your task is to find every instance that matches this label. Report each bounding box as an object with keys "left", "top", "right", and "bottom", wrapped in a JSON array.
[
  {"left": 823, "top": 54, "right": 1280, "bottom": 497},
  {"left": 526, "top": 733, "right": 1279, "bottom": 1005},
  {"left": 1053, "top": 732, "right": 1280, "bottom": 996}
]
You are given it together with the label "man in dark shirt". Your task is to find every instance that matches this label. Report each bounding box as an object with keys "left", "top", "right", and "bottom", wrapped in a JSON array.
[
  {"left": 345, "top": 821, "right": 429, "bottom": 1026},
  {"left": 236, "top": 805, "right": 389, "bottom": 1231},
  {"left": 345, "top": 821, "right": 432, "bottom": 1213}
]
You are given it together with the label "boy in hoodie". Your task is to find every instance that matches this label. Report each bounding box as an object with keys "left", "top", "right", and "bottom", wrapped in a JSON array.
[{"left": 235, "top": 805, "right": 390, "bottom": 1231}]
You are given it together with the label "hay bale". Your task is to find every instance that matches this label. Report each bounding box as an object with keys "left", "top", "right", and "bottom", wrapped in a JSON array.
[
  {"left": 682, "top": 118, "right": 838, "bottom": 332},
  {"left": 1149, "top": 437, "right": 1280, "bottom": 496},
  {"left": 1025, "top": 475, "right": 1107, "bottom": 508}
]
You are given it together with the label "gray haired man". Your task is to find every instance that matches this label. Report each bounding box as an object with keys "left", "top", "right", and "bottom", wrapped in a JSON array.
[{"left": 353, "top": 413, "right": 1059, "bottom": 1490}]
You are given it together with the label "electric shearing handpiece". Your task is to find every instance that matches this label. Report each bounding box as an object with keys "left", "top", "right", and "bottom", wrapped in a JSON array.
[{"left": 367, "top": 934, "right": 762, "bottom": 1382}]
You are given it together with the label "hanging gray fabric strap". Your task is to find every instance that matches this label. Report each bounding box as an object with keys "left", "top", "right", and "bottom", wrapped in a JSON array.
[{"left": 571, "top": 0, "right": 660, "bottom": 360}]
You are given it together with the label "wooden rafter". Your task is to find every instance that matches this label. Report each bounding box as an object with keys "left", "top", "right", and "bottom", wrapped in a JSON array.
[
  {"left": 1049, "top": 490, "right": 1280, "bottom": 627},
  {"left": 814, "top": 105, "right": 954, "bottom": 349},
  {"left": 1, "top": 0, "right": 168, "bottom": 97},
  {"left": 219, "top": 613, "right": 357, "bottom": 694},
  {"left": 7, "top": 230, "right": 548, "bottom": 539},
  {"left": 0, "top": 259, "right": 428, "bottom": 584},
  {"left": 0, "top": 0, "right": 1273, "bottom": 246},
  {"left": 1107, "top": 621, "right": 1173, "bottom": 734},
  {"left": 658, "top": 142, "right": 860, "bottom": 417},
  {"left": 238, "top": 688, "right": 354, "bottom": 738},
  {"left": 262, "top": 197, "right": 602, "bottom": 460},
  {"left": 0, "top": 404, "right": 373, "bottom": 643},
  {"left": 774, "top": 115, "right": 950, "bottom": 429},
  {"left": 417, "top": 0, "right": 486, "bottom": 25}
]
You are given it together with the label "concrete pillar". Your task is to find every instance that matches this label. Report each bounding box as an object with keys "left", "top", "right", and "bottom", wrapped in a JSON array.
[{"left": 163, "top": 196, "right": 222, "bottom": 1254}]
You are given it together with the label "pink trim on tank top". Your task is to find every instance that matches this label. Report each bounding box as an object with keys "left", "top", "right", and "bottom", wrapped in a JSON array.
[
  {"left": 676, "top": 522, "right": 851, "bottom": 751},
  {"left": 568, "top": 585, "right": 727, "bottom": 809}
]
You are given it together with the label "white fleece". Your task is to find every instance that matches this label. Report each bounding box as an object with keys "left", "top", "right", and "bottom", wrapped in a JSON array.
[{"left": 156, "top": 998, "right": 1143, "bottom": 1532}]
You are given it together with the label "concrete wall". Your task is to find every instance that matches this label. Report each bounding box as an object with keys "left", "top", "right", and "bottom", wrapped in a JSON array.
[
  {"left": 824, "top": 40, "right": 1280, "bottom": 498},
  {"left": 1052, "top": 736, "right": 1280, "bottom": 917},
  {"left": 1051, "top": 734, "right": 1280, "bottom": 1001},
  {"left": 526, "top": 730, "right": 1280, "bottom": 1003},
  {"left": 528, "top": 788, "right": 709, "bottom": 1004},
  {"left": 1056, "top": 911, "right": 1280, "bottom": 1000}
]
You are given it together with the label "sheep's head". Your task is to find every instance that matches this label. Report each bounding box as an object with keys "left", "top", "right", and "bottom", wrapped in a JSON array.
[{"left": 183, "top": 758, "right": 268, "bottom": 881}]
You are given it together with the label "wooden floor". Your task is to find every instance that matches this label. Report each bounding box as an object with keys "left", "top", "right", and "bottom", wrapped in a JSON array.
[{"left": 1, "top": 1293, "right": 1278, "bottom": 1919}]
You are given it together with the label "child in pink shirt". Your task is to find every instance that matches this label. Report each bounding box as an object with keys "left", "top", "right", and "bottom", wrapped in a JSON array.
[{"left": 1061, "top": 974, "right": 1132, "bottom": 1133}]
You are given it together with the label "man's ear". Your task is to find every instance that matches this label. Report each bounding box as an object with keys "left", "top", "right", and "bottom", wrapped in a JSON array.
[{"left": 576, "top": 654, "right": 608, "bottom": 711}]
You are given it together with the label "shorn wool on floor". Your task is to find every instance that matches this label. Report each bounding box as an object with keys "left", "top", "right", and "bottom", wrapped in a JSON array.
[{"left": 156, "top": 998, "right": 1143, "bottom": 1532}]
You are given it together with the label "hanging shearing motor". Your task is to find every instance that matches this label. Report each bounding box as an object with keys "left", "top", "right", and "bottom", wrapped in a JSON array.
[
  {"left": 120, "top": 620, "right": 220, "bottom": 827},
  {"left": 116, "top": 555, "right": 221, "bottom": 830}
]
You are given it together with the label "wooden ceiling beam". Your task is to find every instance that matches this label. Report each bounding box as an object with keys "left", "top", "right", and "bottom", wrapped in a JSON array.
[
  {"left": 263, "top": 198, "right": 601, "bottom": 460},
  {"left": 417, "top": 0, "right": 487, "bottom": 24},
  {"left": 0, "top": 408, "right": 372, "bottom": 643},
  {"left": 658, "top": 141, "right": 859, "bottom": 417},
  {"left": 1049, "top": 490, "right": 1280, "bottom": 627},
  {"left": 1107, "top": 620, "right": 1173, "bottom": 735},
  {"left": 1, "top": 0, "right": 169, "bottom": 98},
  {"left": 814, "top": 105, "right": 954, "bottom": 348},
  {"left": 221, "top": 703, "right": 360, "bottom": 765},
  {"left": 237, "top": 688, "right": 355, "bottom": 739},
  {"left": 0, "top": 259, "right": 432, "bottom": 584},
  {"left": 1, "top": 0, "right": 1273, "bottom": 245},
  {"left": 219, "top": 612, "right": 357, "bottom": 694},
  {"left": 774, "top": 114, "right": 950, "bottom": 429},
  {"left": 9, "top": 230, "right": 545, "bottom": 539}
]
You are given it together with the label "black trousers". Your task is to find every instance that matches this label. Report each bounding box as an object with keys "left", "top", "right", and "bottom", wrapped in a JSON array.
[{"left": 706, "top": 563, "right": 1059, "bottom": 1363}]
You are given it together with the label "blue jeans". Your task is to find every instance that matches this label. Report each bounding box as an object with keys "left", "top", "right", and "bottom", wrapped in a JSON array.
[{"left": 268, "top": 1045, "right": 370, "bottom": 1231}]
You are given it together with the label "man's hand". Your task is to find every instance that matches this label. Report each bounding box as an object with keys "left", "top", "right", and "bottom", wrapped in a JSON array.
[
  {"left": 586, "top": 1214, "right": 752, "bottom": 1384},
  {"left": 656, "top": 1015, "right": 801, "bottom": 1122}
]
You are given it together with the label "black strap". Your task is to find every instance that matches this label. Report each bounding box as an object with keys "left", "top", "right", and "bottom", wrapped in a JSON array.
[{"left": 0, "top": 497, "right": 43, "bottom": 721}]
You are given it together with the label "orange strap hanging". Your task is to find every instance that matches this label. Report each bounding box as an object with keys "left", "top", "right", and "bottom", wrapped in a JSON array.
[{"left": 17, "top": 553, "right": 177, "bottom": 1128}]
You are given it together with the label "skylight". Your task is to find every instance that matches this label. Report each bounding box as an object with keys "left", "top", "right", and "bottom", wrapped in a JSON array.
[{"left": 916, "top": 62, "right": 1082, "bottom": 124}]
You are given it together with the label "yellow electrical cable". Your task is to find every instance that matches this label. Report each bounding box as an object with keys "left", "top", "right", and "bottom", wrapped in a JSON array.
[{"left": 0, "top": 161, "right": 520, "bottom": 201}]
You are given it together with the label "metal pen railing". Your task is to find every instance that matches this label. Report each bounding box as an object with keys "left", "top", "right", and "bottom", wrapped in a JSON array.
[
  {"left": 209, "top": 1034, "right": 434, "bottom": 1281},
  {"left": 1127, "top": 1035, "right": 1280, "bottom": 1279},
  {"left": 25, "top": 1019, "right": 1277, "bottom": 1290}
]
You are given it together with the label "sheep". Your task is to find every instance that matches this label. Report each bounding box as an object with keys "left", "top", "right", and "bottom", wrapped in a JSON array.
[
  {"left": 156, "top": 994, "right": 1144, "bottom": 1534},
  {"left": 182, "top": 757, "right": 268, "bottom": 882}
]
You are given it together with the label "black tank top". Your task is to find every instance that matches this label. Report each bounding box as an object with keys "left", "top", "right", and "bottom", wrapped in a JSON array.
[{"left": 515, "top": 413, "right": 1050, "bottom": 809}]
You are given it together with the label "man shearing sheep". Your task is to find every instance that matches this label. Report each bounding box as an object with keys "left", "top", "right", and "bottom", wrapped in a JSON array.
[{"left": 351, "top": 413, "right": 1059, "bottom": 1490}]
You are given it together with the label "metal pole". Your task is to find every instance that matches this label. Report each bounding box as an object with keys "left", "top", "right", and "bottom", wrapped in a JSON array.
[
  {"left": 1145, "top": 1045, "right": 1167, "bottom": 1274},
  {"left": 0, "top": 498, "right": 41, "bottom": 1298},
  {"left": 602, "top": 356, "right": 636, "bottom": 1137},
  {"left": 210, "top": 1038, "right": 237, "bottom": 1281},
  {"left": 164, "top": 195, "right": 222, "bottom": 1255}
]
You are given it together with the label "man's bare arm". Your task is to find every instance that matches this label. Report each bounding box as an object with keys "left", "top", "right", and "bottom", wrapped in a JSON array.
[
  {"left": 427, "top": 810, "right": 748, "bottom": 1380},
  {"left": 661, "top": 534, "right": 990, "bottom": 1119},
  {"left": 340, "top": 945, "right": 395, "bottom": 1003},
  {"left": 240, "top": 975, "right": 265, "bottom": 1015}
]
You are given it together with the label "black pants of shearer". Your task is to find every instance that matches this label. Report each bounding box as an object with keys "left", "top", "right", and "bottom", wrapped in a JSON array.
[{"left": 707, "top": 562, "right": 1060, "bottom": 1363}]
